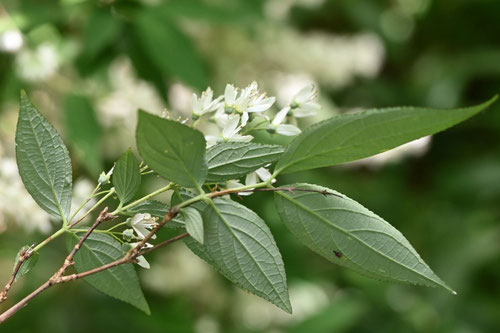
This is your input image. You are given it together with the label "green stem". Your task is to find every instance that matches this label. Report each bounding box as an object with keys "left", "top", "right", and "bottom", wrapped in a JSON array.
[
  {"left": 112, "top": 183, "right": 174, "bottom": 215},
  {"left": 68, "top": 183, "right": 101, "bottom": 225},
  {"left": 106, "top": 221, "right": 129, "bottom": 232},
  {"left": 32, "top": 228, "right": 66, "bottom": 253},
  {"left": 70, "top": 188, "right": 116, "bottom": 228}
]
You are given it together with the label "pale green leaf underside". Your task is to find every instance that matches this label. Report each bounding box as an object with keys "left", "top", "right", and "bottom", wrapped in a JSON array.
[
  {"left": 275, "top": 183, "right": 455, "bottom": 293},
  {"left": 113, "top": 149, "right": 141, "bottom": 204},
  {"left": 276, "top": 96, "right": 497, "bottom": 174},
  {"left": 136, "top": 111, "right": 207, "bottom": 187},
  {"left": 13, "top": 246, "right": 39, "bottom": 280},
  {"left": 68, "top": 232, "right": 150, "bottom": 314},
  {"left": 16, "top": 91, "right": 72, "bottom": 220},
  {"left": 186, "top": 198, "right": 292, "bottom": 313},
  {"left": 206, "top": 142, "right": 284, "bottom": 181},
  {"left": 182, "top": 207, "right": 204, "bottom": 244}
]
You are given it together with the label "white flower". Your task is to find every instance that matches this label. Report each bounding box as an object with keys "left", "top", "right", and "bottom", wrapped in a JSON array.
[
  {"left": 223, "top": 82, "right": 274, "bottom": 126},
  {"left": 192, "top": 87, "right": 223, "bottom": 119},
  {"left": 268, "top": 107, "right": 301, "bottom": 136},
  {"left": 245, "top": 167, "right": 277, "bottom": 187},
  {"left": 127, "top": 213, "right": 158, "bottom": 240},
  {"left": 15, "top": 43, "right": 60, "bottom": 82},
  {"left": 98, "top": 166, "right": 114, "bottom": 184},
  {"left": 290, "top": 84, "right": 320, "bottom": 117},
  {"left": 220, "top": 114, "right": 253, "bottom": 143},
  {"left": 129, "top": 242, "right": 153, "bottom": 269}
]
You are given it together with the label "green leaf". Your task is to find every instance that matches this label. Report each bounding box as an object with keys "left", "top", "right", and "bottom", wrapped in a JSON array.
[
  {"left": 64, "top": 94, "right": 103, "bottom": 177},
  {"left": 274, "top": 183, "right": 454, "bottom": 293},
  {"left": 80, "top": 9, "right": 121, "bottom": 60},
  {"left": 206, "top": 142, "right": 284, "bottom": 182},
  {"left": 13, "top": 246, "right": 39, "bottom": 280},
  {"left": 181, "top": 207, "right": 204, "bottom": 244},
  {"left": 136, "top": 111, "right": 207, "bottom": 187},
  {"left": 276, "top": 96, "right": 498, "bottom": 174},
  {"left": 67, "top": 232, "right": 150, "bottom": 314},
  {"left": 16, "top": 91, "right": 72, "bottom": 220},
  {"left": 186, "top": 198, "right": 292, "bottom": 313},
  {"left": 133, "top": 9, "right": 207, "bottom": 89},
  {"left": 113, "top": 150, "right": 141, "bottom": 204},
  {"left": 129, "top": 200, "right": 184, "bottom": 229}
]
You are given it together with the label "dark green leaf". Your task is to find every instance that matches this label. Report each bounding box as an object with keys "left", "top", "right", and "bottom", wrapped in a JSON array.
[
  {"left": 133, "top": 9, "right": 207, "bottom": 89},
  {"left": 67, "top": 232, "right": 150, "bottom": 314},
  {"left": 276, "top": 96, "right": 498, "bottom": 174},
  {"left": 136, "top": 111, "right": 207, "bottom": 187},
  {"left": 80, "top": 9, "right": 121, "bottom": 60},
  {"left": 274, "top": 183, "right": 454, "bottom": 293},
  {"left": 113, "top": 150, "right": 141, "bottom": 204},
  {"left": 16, "top": 91, "right": 72, "bottom": 220},
  {"left": 206, "top": 142, "right": 284, "bottom": 182},
  {"left": 64, "top": 94, "right": 102, "bottom": 177},
  {"left": 186, "top": 198, "right": 292, "bottom": 313}
]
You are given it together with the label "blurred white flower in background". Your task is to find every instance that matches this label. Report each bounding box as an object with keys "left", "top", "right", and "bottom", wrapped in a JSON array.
[
  {"left": 0, "top": 29, "right": 24, "bottom": 53},
  {"left": 98, "top": 57, "right": 164, "bottom": 131},
  {"left": 263, "top": 29, "right": 385, "bottom": 89},
  {"left": 70, "top": 178, "right": 97, "bottom": 223},
  {"left": 0, "top": 158, "right": 52, "bottom": 234},
  {"left": 265, "top": 0, "right": 326, "bottom": 21},
  {"left": 346, "top": 136, "right": 432, "bottom": 169},
  {"left": 169, "top": 82, "right": 195, "bottom": 115},
  {"left": 15, "top": 43, "right": 60, "bottom": 82}
]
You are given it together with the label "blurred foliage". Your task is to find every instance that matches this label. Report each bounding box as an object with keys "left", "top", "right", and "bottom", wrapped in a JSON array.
[{"left": 0, "top": 0, "right": 499, "bottom": 332}]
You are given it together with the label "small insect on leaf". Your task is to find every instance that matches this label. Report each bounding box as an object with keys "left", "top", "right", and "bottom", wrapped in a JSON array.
[{"left": 333, "top": 250, "right": 343, "bottom": 258}]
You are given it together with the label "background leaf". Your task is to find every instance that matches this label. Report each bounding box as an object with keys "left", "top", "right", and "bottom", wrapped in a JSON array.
[
  {"left": 276, "top": 96, "right": 498, "bottom": 174},
  {"left": 136, "top": 111, "right": 207, "bottom": 187},
  {"left": 206, "top": 142, "right": 284, "bottom": 182},
  {"left": 113, "top": 150, "right": 141, "bottom": 204},
  {"left": 275, "top": 183, "right": 454, "bottom": 292},
  {"left": 67, "top": 232, "right": 150, "bottom": 314},
  {"left": 16, "top": 91, "right": 72, "bottom": 220},
  {"left": 187, "top": 198, "right": 292, "bottom": 313},
  {"left": 64, "top": 94, "right": 103, "bottom": 177},
  {"left": 133, "top": 8, "right": 207, "bottom": 90}
]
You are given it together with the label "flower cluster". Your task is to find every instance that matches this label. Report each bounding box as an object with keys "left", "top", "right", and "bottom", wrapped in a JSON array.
[{"left": 191, "top": 81, "right": 320, "bottom": 147}]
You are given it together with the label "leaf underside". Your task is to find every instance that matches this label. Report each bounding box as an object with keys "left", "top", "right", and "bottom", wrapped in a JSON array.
[
  {"left": 16, "top": 91, "right": 72, "bottom": 220},
  {"left": 184, "top": 198, "right": 292, "bottom": 313},
  {"left": 68, "top": 232, "right": 150, "bottom": 314},
  {"left": 113, "top": 149, "right": 141, "bottom": 204},
  {"left": 275, "top": 183, "right": 455, "bottom": 293}
]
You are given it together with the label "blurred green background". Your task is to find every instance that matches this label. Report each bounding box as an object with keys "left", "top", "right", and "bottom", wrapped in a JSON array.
[{"left": 1, "top": 0, "right": 499, "bottom": 332}]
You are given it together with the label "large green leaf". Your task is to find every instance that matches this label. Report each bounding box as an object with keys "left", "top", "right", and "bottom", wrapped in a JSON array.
[
  {"left": 64, "top": 94, "right": 102, "bottom": 177},
  {"left": 274, "top": 184, "right": 454, "bottom": 292},
  {"left": 186, "top": 198, "right": 292, "bottom": 313},
  {"left": 181, "top": 207, "right": 204, "bottom": 244},
  {"left": 16, "top": 91, "right": 72, "bottom": 220},
  {"left": 136, "top": 111, "right": 207, "bottom": 187},
  {"left": 133, "top": 9, "right": 207, "bottom": 89},
  {"left": 67, "top": 232, "right": 150, "bottom": 314},
  {"left": 113, "top": 150, "right": 141, "bottom": 204},
  {"left": 206, "top": 142, "right": 284, "bottom": 182},
  {"left": 276, "top": 97, "right": 497, "bottom": 174}
]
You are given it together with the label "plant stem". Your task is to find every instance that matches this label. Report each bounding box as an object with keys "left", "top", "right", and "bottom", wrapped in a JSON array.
[
  {"left": 113, "top": 183, "right": 174, "bottom": 215},
  {"left": 70, "top": 188, "right": 116, "bottom": 228}
]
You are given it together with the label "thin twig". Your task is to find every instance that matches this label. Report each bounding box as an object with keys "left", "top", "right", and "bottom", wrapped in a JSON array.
[
  {"left": 210, "top": 186, "right": 344, "bottom": 198},
  {"left": 0, "top": 246, "right": 34, "bottom": 303}
]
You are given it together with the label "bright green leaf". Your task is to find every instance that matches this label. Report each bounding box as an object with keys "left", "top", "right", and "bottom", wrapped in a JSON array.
[
  {"left": 206, "top": 142, "right": 284, "bottom": 182},
  {"left": 64, "top": 94, "right": 103, "bottom": 177},
  {"left": 67, "top": 232, "right": 150, "bottom": 314},
  {"left": 274, "top": 183, "right": 455, "bottom": 293},
  {"left": 13, "top": 246, "right": 39, "bottom": 280},
  {"left": 16, "top": 91, "right": 72, "bottom": 220},
  {"left": 133, "top": 9, "right": 207, "bottom": 89},
  {"left": 186, "top": 198, "right": 292, "bottom": 313},
  {"left": 276, "top": 96, "right": 498, "bottom": 174},
  {"left": 181, "top": 207, "right": 204, "bottom": 244},
  {"left": 113, "top": 150, "right": 141, "bottom": 204},
  {"left": 136, "top": 111, "right": 207, "bottom": 187}
]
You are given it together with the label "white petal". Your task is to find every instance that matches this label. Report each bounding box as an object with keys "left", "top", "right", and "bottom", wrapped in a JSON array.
[
  {"left": 277, "top": 124, "right": 301, "bottom": 136},
  {"left": 241, "top": 112, "right": 249, "bottom": 127},
  {"left": 205, "top": 135, "right": 218, "bottom": 147},
  {"left": 272, "top": 106, "right": 290, "bottom": 126},
  {"left": 293, "top": 104, "right": 319, "bottom": 117},
  {"left": 222, "top": 114, "right": 240, "bottom": 138},
  {"left": 245, "top": 172, "right": 258, "bottom": 186},
  {"left": 294, "top": 84, "right": 317, "bottom": 104},
  {"left": 255, "top": 167, "right": 272, "bottom": 181},
  {"left": 224, "top": 84, "right": 237, "bottom": 105},
  {"left": 226, "top": 179, "right": 245, "bottom": 189},
  {"left": 230, "top": 134, "right": 253, "bottom": 142},
  {"left": 136, "top": 255, "right": 150, "bottom": 269},
  {"left": 247, "top": 96, "right": 276, "bottom": 112}
]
